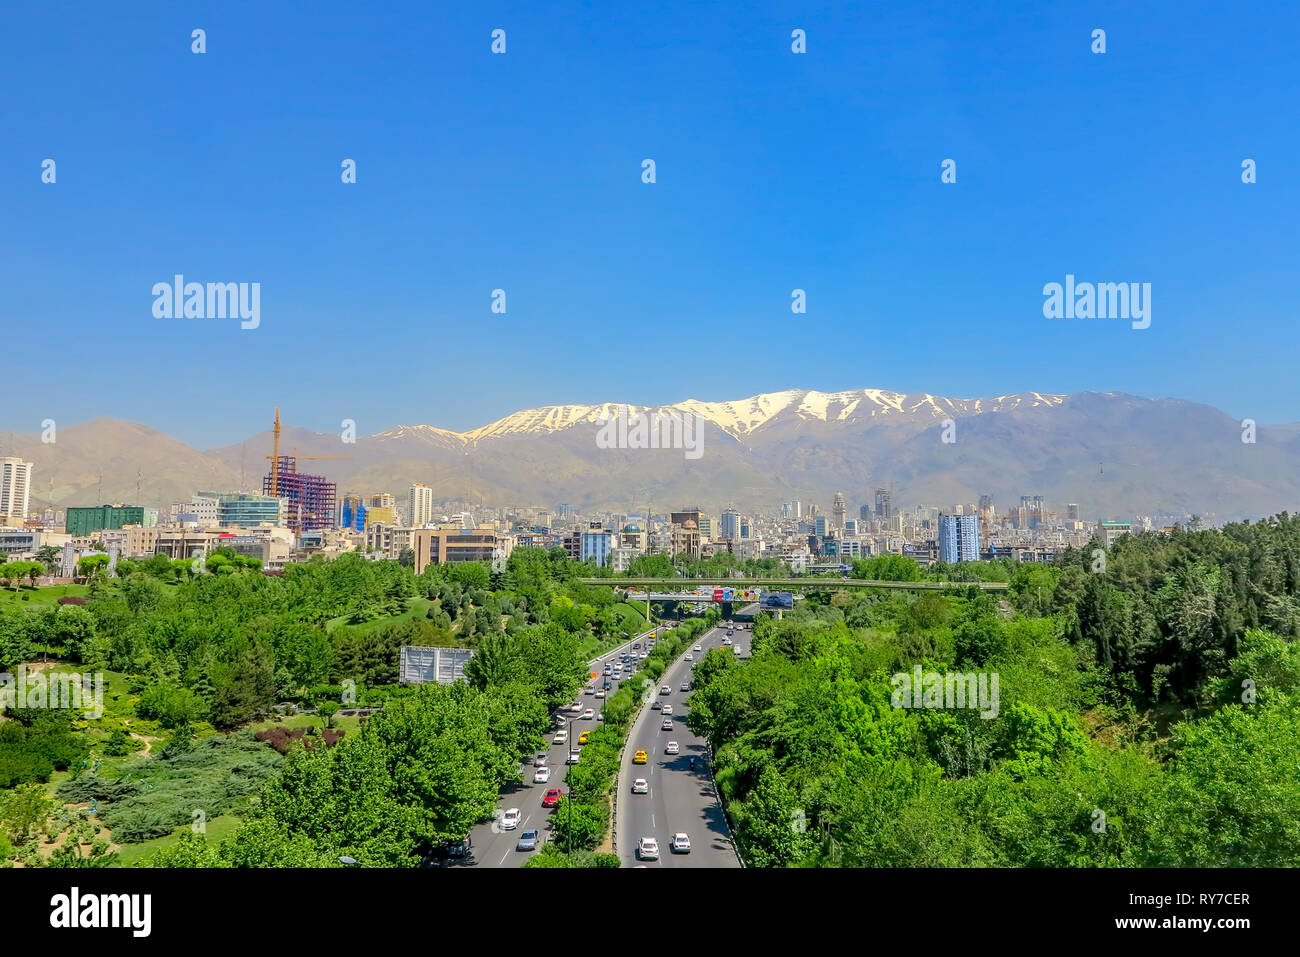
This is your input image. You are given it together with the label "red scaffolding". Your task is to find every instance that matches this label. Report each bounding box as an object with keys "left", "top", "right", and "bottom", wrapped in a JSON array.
[{"left": 263, "top": 457, "right": 337, "bottom": 533}]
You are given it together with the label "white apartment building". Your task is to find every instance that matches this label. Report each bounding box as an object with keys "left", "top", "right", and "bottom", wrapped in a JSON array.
[
  {"left": 408, "top": 483, "right": 435, "bottom": 527},
  {"left": 0, "top": 457, "right": 33, "bottom": 524}
]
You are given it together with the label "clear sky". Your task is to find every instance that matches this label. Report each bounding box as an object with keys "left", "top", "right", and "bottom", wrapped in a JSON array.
[{"left": 1, "top": 0, "right": 1296, "bottom": 447}]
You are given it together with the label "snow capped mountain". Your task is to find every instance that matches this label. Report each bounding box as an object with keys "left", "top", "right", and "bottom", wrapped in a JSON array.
[
  {"left": 371, "top": 388, "right": 1070, "bottom": 443},
  {"left": 27, "top": 387, "right": 1291, "bottom": 521}
]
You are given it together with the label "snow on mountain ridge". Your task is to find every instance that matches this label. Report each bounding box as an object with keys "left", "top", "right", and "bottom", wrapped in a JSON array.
[{"left": 372, "top": 389, "right": 1067, "bottom": 442}]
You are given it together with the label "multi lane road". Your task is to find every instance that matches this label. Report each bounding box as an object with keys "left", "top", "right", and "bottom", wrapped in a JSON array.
[
  {"left": 614, "top": 615, "right": 750, "bottom": 868},
  {"left": 458, "top": 626, "right": 663, "bottom": 867}
]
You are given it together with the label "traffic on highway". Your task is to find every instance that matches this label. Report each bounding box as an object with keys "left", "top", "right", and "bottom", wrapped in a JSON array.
[
  {"left": 615, "top": 615, "right": 750, "bottom": 868},
  {"left": 456, "top": 624, "right": 669, "bottom": 866}
]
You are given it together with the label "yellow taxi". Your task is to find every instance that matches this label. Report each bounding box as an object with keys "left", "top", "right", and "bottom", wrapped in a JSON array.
[
  {"left": 578, "top": 730, "right": 591, "bottom": 745},
  {"left": 633, "top": 750, "right": 648, "bottom": 764}
]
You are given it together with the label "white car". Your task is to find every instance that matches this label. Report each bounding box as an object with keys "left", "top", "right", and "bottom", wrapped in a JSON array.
[
  {"left": 659, "top": 686, "right": 671, "bottom": 696},
  {"left": 640, "top": 653, "right": 648, "bottom": 659},
  {"left": 694, "top": 644, "right": 702, "bottom": 652},
  {"left": 665, "top": 741, "right": 679, "bottom": 755},
  {"left": 661, "top": 704, "right": 673, "bottom": 716},
  {"left": 661, "top": 718, "right": 673, "bottom": 730},
  {"left": 684, "top": 654, "right": 693, "bottom": 662},
  {"left": 631, "top": 778, "right": 649, "bottom": 794},
  {"left": 638, "top": 837, "right": 660, "bottom": 860},
  {"left": 721, "top": 637, "right": 732, "bottom": 646},
  {"left": 553, "top": 730, "right": 568, "bottom": 744},
  {"left": 670, "top": 833, "right": 691, "bottom": 853},
  {"left": 501, "top": 808, "right": 521, "bottom": 830},
  {"left": 533, "top": 766, "right": 551, "bottom": 783},
  {"left": 594, "top": 690, "right": 605, "bottom": 699},
  {"left": 583, "top": 686, "right": 595, "bottom": 695},
  {"left": 569, "top": 703, "right": 583, "bottom": 714},
  {"left": 581, "top": 709, "right": 595, "bottom": 720},
  {"left": 566, "top": 750, "right": 581, "bottom": 764},
  {"left": 533, "top": 752, "right": 548, "bottom": 767}
]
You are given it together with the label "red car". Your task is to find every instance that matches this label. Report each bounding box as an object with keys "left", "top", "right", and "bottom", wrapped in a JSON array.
[{"left": 541, "top": 788, "right": 562, "bottom": 808}]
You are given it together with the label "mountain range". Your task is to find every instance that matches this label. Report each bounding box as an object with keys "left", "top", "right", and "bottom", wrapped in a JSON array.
[{"left": 6, "top": 388, "right": 1298, "bottom": 521}]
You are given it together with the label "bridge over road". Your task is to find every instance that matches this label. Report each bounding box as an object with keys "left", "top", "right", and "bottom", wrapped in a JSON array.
[{"left": 581, "top": 577, "right": 1010, "bottom": 592}]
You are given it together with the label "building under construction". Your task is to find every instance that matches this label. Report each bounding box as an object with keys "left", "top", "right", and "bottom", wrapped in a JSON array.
[{"left": 263, "top": 457, "right": 336, "bottom": 533}]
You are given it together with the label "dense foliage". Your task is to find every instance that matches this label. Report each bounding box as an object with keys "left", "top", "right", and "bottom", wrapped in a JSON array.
[{"left": 688, "top": 516, "right": 1300, "bottom": 866}]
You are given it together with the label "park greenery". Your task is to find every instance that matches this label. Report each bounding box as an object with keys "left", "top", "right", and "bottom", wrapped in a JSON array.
[
  {"left": 3, "top": 515, "right": 1299, "bottom": 867},
  {"left": 0, "top": 546, "right": 649, "bottom": 866},
  {"left": 687, "top": 515, "right": 1300, "bottom": 866}
]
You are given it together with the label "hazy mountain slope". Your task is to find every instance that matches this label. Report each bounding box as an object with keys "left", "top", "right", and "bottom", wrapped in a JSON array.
[{"left": 8, "top": 389, "right": 1297, "bottom": 520}]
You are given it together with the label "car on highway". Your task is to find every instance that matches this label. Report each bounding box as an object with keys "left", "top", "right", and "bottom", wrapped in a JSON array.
[
  {"left": 651, "top": 700, "right": 661, "bottom": 710},
  {"left": 566, "top": 750, "right": 581, "bottom": 764},
  {"left": 661, "top": 718, "right": 673, "bottom": 730},
  {"left": 605, "top": 664, "right": 612, "bottom": 674},
  {"left": 533, "top": 766, "right": 551, "bottom": 783},
  {"left": 680, "top": 682, "right": 690, "bottom": 692},
  {"left": 594, "top": 690, "right": 605, "bottom": 698},
  {"left": 569, "top": 702, "right": 584, "bottom": 713},
  {"left": 684, "top": 654, "right": 693, "bottom": 662},
  {"left": 541, "top": 788, "right": 562, "bottom": 808},
  {"left": 578, "top": 730, "right": 590, "bottom": 744},
  {"left": 553, "top": 729, "right": 568, "bottom": 744},
  {"left": 501, "top": 808, "right": 521, "bottom": 830},
  {"left": 661, "top": 704, "right": 673, "bottom": 715},
  {"left": 640, "top": 653, "right": 648, "bottom": 659},
  {"left": 516, "top": 829, "right": 538, "bottom": 851},
  {"left": 670, "top": 833, "right": 691, "bottom": 854},
  {"left": 583, "top": 686, "right": 595, "bottom": 695},
  {"left": 533, "top": 752, "right": 548, "bottom": 767},
  {"left": 637, "top": 837, "right": 660, "bottom": 861},
  {"left": 694, "top": 644, "right": 702, "bottom": 652},
  {"left": 664, "top": 741, "right": 679, "bottom": 755},
  {"left": 721, "top": 636, "right": 732, "bottom": 646},
  {"left": 581, "top": 708, "right": 595, "bottom": 720},
  {"left": 659, "top": 685, "right": 671, "bottom": 695},
  {"left": 631, "top": 778, "right": 649, "bottom": 794},
  {"left": 633, "top": 750, "right": 648, "bottom": 764}
]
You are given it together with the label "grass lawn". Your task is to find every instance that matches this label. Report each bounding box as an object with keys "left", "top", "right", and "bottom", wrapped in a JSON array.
[
  {"left": 111, "top": 813, "right": 243, "bottom": 867},
  {"left": 325, "top": 596, "right": 434, "bottom": 634},
  {"left": 0, "top": 583, "right": 90, "bottom": 607}
]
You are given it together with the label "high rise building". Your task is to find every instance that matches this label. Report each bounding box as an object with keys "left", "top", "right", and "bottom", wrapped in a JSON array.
[
  {"left": 408, "top": 483, "right": 435, "bottom": 527},
  {"left": 0, "top": 458, "right": 32, "bottom": 524},
  {"left": 263, "top": 457, "right": 337, "bottom": 533},
  {"left": 832, "top": 491, "right": 846, "bottom": 532},
  {"left": 859, "top": 504, "right": 871, "bottom": 522},
  {"left": 369, "top": 492, "right": 395, "bottom": 510},
  {"left": 938, "top": 513, "right": 981, "bottom": 563},
  {"left": 1067, "top": 503, "right": 1080, "bottom": 521},
  {"left": 719, "top": 507, "right": 741, "bottom": 541},
  {"left": 340, "top": 493, "right": 367, "bottom": 531},
  {"left": 874, "top": 488, "right": 893, "bottom": 521}
]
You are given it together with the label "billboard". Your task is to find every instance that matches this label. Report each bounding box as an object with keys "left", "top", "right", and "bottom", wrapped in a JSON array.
[
  {"left": 399, "top": 646, "right": 474, "bottom": 685},
  {"left": 761, "top": 591, "right": 794, "bottom": 610}
]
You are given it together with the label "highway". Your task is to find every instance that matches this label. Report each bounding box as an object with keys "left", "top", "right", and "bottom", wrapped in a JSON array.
[
  {"left": 614, "top": 615, "right": 749, "bottom": 868},
  {"left": 457, "top": 625, "right": 664, "bottom": 867}
]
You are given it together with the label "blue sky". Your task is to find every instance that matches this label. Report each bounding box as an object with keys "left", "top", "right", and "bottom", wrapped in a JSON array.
[{"left": 1, "top": 0, "right": 1296, "bottom": 447}]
